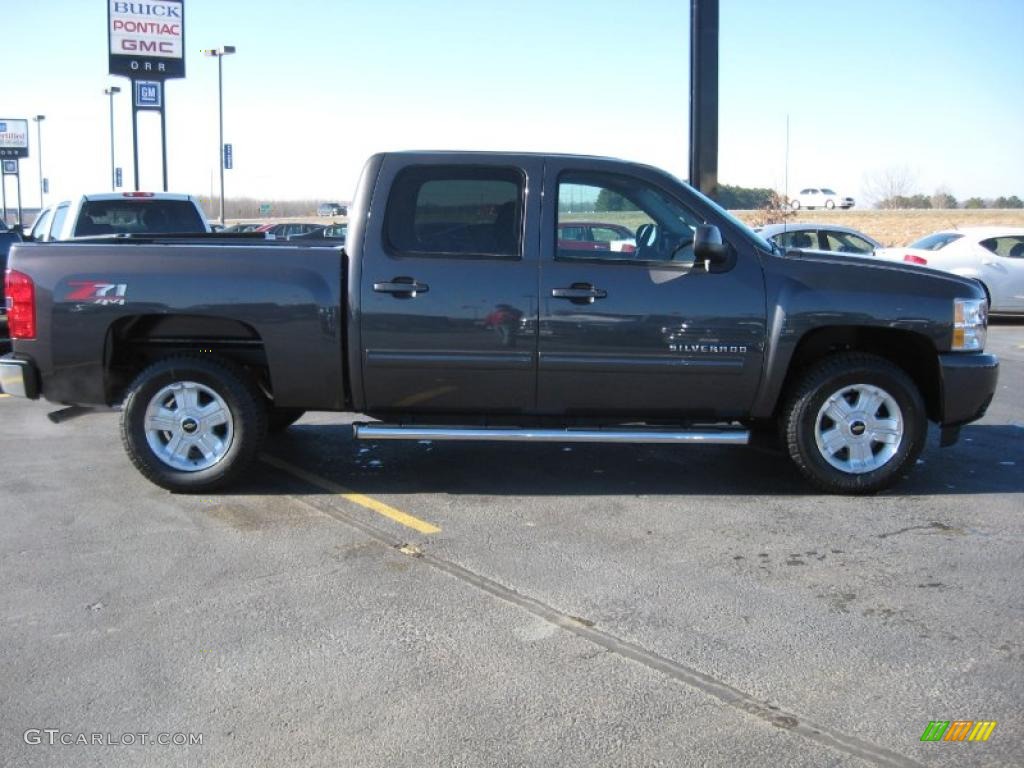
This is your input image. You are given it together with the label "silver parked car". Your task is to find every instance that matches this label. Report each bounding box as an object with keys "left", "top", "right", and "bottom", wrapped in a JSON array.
[
  {"left": 755, "top": 223, "right": 881, "bottom": 255},
  {"left": 875, "top": 227, "right": 1024, "bottom": 314}
]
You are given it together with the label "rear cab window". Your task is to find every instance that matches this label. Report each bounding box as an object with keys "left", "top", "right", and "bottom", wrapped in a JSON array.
[
  {"left": 384, "top": 166, "right": 525, "bottom": 259},
  {"left": 908, "top": 232, "right": 963, "bottom": 251},
  {"left": 74, "top": 199, "right": 205, "bottom": 237}
]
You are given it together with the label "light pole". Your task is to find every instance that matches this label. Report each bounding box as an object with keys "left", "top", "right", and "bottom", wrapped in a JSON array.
[
  {"left": 32, "top": 115, "right": 45, "bottom": 208},
  {"left": 203, "top": 45, "right": 236, "bottom": 226},
  {"left": 104, "top": 86, "right": 121, "bottom": 191}
]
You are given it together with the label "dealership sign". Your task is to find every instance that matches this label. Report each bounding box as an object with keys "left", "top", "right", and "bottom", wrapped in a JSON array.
[
  {"left": 108, "top": 0, "right": 185, "bottom": 79},
  {"left": 0, "top": 119, "right": 29, "bottom": 159}
]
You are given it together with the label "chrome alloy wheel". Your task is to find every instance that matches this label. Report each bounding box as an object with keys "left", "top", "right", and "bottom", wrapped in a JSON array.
[
  {"left": 813, "top": 383, "right": 903, "bottom": 474},
  {"left": 143, "top": 381, "right": 234, "bottom": 472}
]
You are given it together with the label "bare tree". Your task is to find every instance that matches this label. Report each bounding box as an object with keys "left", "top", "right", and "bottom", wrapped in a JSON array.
[
  {"left": 930, "top": 186, "right": 958, "bottom": 209},
  {"left": 862, "top": 166, "right": 917, "bottom": 209}
]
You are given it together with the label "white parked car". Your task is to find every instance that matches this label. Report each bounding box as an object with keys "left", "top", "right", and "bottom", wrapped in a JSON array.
[
  {"left": 874, "top": 227, "right": 1024, "bottom": 314},
  {"left": 28, "top": 192, "right": 211, "bottom": 242},
  {"left": 790, "top": 188, "right": 855, "bottom": 210}
]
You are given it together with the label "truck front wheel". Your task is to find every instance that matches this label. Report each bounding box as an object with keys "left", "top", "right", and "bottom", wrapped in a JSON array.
[
  {"left": 120, "top": 355, "right": 267, "bottom": 492},
  {"left": 782, "top": 353, "right": 926, "bottom": 494}
]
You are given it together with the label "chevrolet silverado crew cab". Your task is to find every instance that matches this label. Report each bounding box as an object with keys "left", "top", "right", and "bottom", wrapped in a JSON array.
[{"left": 1, "top": 152, "right": 999, "bottom": 494}]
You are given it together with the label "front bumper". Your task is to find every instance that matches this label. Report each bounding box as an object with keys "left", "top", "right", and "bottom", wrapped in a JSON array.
[
  {"left": 938, "top": 352, "right": 998, "bottom": 426},
  {"left": 0, "top": 354, "right": 40, "bottom": 399}
]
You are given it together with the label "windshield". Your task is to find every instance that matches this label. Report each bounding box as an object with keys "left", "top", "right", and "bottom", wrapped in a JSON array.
[
  {"left": 908, "top": 232, "right": 963, "bottom": 251},
  {"left": 75, "top": 200, "right": 206, "bottom": 237},
  {"left": 821, "top": 188, "right": 837, "bottom": 195},
  {"left": 688, "top": 183, "right": 775, "bottom": 252}
]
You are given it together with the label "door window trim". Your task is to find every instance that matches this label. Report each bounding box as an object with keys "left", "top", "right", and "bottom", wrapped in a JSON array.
[{"left": 553, "top": 169, "right": 720, "bottom": 270}]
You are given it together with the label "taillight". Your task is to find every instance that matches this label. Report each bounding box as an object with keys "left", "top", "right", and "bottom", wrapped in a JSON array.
[
  {"left": 5, "top": 269, "right": 36, "bottom": 339},
  {"left": 904, "top": 254, "right": 928, "bottom": 265}
]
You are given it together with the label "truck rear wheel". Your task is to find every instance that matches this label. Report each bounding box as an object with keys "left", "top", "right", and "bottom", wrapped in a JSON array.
[
  {"left": 120, "top": 355, "right": 267, "bottom": 492},
  {"left": 782, "top": 353, "right": 926, "bottom": 494}
]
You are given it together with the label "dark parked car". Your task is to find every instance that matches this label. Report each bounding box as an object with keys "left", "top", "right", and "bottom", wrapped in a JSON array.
[
  {"left": 317, "top": 202, "right": 346, "bottom": 217},
  {"left": 256, "top": 222, "right": 324, "bottom": 240},
  {"left": 557, "top": 221, "right": 636, "bottom": 254},
  {"left": 291, "top": 223, "right": 347, "bottom": 242},
  {"left": 1, "top": 151, "right": 998, "bottom": 495},
  {"left": 756, "top": 224, "right": 882, "bottom": 255},
  {"left": 222, "top": 222, "right": 264, "bottom": 234}
]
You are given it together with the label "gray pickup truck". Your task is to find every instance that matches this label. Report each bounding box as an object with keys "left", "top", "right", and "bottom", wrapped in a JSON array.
[{"left": 0, "top": 152, "right": 999, "bottom": 494}]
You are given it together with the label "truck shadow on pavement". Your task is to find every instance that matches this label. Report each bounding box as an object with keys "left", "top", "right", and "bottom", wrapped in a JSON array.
[{"left": 246, "top": 423, "right": 1023, "bottom": 498}]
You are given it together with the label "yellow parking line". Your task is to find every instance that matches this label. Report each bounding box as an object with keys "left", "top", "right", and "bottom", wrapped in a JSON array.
[
  {"left": 0, "top": 394, "right": 10, "bottom": 399},
  {"left": 260, "top": 453, "right": 440, "bottom": 535}
]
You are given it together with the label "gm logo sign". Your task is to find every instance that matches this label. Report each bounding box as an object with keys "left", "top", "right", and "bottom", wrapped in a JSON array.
[{"left": 134, "top": 81, "right": 162, "bottom": 109}]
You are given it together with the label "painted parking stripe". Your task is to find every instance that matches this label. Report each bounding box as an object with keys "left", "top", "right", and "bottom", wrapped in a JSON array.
[
  {"left": 260, "top": 453, "right": 440, "bottom": 535},
  {"left": 0, "top": 394, "right": 10, "bottom": 399}
]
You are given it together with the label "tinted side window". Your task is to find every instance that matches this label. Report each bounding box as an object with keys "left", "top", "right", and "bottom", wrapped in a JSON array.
[
  {"left": 981, "top": 236, "right": 1024, "bottom": 257},
  {"left": 556, "top": 171, "right": 702, "bottom": 263},
  {"left": 49, "top": 204, "right": 70, "bottom": 240},
  {"left": 385, "top": 166, "right": 524, "bottom": 258},
  {"left": 30, "top": 208, "right": 53, "bottom": 240},
  {"left": 823, "top": 231, "right": 874, "bottom": 253},
  {"left": 776, "top": 230, "right": 817, "bottom": 250}
]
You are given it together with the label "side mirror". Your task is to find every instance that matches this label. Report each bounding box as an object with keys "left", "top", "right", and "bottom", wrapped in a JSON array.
[{"left": 693, "top": 224, "right": 728, "bottom": 264}]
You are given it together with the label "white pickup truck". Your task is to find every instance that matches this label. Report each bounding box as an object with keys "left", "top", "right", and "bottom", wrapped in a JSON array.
[{"left": 27, "top": 192, "right": 211, "bottom": 241}]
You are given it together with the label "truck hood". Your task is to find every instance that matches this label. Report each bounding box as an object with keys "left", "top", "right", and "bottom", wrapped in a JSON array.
[{"left": 780, "top": 247, "right": 983, "bottom": 295}]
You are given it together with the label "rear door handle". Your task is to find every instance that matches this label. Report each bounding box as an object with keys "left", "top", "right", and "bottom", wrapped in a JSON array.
[
  {"left": 551, "top": 284, "right": 607, "bottom": 304},
  {"left": 373, "top": 278, "right": 430, "bottom": 297}
]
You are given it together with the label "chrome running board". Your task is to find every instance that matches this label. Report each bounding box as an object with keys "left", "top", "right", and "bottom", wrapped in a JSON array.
[{"left": 353, "top": 424, "right": 749, "bottom": 445}]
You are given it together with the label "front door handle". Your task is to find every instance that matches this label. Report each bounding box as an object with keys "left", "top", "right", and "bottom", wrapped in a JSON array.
[
  {"left": 552, "top": 283, "right": 607, "bottom": 304},
  {"left": 373, "top": 277, "right": 430, "bottom": 298}
]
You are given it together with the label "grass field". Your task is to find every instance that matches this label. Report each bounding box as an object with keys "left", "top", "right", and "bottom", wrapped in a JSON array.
[{"left": 733, "top": 208, "right": 1024, "bottom": 247}]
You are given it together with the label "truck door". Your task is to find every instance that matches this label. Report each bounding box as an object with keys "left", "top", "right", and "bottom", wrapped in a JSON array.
[
  {"left": 536, "top": 161, "right": 767, "bottom": 418},
  {"left": 979, "top": 235, "right": 1024, "bottom": 312},
  {"left": 359, "top": 157, "right": 543, "bottom": 414}
]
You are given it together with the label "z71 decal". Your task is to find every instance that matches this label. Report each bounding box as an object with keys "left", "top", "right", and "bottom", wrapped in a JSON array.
[{"left": 66, "top": 281, "right": 129, "bottom": 305}]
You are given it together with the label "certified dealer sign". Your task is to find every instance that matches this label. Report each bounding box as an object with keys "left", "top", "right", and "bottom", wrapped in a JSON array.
[
  {"left": 0, "top": 119, "right": 30, "bottom": 159},
  {"left": 108, "top": 0, "right": 185, "bottom": 79}
]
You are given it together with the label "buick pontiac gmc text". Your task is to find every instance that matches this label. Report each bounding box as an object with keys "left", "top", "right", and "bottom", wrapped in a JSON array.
[{"left": 0, "top": 153, "right": 999, "bottom": 493}]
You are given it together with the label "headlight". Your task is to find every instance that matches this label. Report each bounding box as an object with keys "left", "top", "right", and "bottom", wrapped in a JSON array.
[{"left": 952, "top": 298, "right": 987, "bottom": 351}]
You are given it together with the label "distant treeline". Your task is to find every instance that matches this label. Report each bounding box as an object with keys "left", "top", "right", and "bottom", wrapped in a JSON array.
[{"left": 876, "top": 194, "right": 1023, "bottom": 210}]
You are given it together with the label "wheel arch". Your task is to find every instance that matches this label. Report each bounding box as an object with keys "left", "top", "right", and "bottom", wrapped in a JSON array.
[
  {"left": 771, "top": 326, "right": 941, "bottom": 423},
  {"left": 104, "top": 314, "right": 272, "bottom": 405}
]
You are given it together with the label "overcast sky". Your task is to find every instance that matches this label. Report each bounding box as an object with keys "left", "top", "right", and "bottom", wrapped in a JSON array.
[{"left": 3, "top": 0, "right": 1023, "bottom": 208}]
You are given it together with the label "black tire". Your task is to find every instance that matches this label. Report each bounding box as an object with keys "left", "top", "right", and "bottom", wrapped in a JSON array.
[
  {"left": 782, "top": 352, "right": 926, "bottom": 494},
  {"left": 825, "top": 199, "right": 836, "bottom": 210},
  {"left": 791, "top": 199, "right": 801, "bottom": 210},
  {"left": 120, "top": 355, "right": 267, "bottom": 492},
  {"left": 267, "top": 407, "right": 305, "bottom": 433}
]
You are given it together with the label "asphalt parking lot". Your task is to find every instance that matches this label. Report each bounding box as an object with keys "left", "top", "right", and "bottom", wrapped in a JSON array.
[{"left": 2, "top": 323, "right": 1022, "bottom": 768}]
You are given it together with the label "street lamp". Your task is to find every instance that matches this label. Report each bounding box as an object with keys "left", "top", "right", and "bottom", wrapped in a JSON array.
[
  {"left": 32, "top": 115, "right": 45, "bottom": 208},
  {"left": 202, "top": 45, "right": 236, "bottom": 226},
  {"left": 104, "top": 86, "right": 121, "bottom": 191}
]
